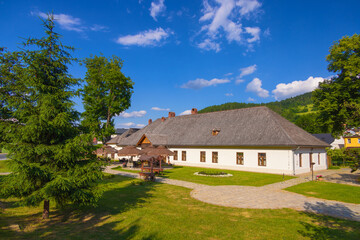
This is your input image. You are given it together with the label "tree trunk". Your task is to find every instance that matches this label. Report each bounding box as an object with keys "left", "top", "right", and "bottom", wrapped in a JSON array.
[{"left": 42, "top": 199, "right": 50, "bottom": 219}]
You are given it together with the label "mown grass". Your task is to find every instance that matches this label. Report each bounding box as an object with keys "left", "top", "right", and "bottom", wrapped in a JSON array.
[
  {"left": 113, "top": 165, "right": 294, "bottom": 186},
  {"left": 1, "top": 175, "right": 359, "bottom": 239},
  {"left": 112, "top": 166, "right": 139, "bottom": 174},
  {"left": 285, "top": 181, "right": 360, "bottom": 204},
  {"left": 0, "top": 160, "right": 10, "bottom": 173}
]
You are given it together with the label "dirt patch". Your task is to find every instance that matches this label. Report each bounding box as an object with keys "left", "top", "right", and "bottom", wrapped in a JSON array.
[
  {"left": 305, "top": 192, "right": 318, "bottom": 195},
  {"left": 241, "top": 212, "right": 251, "bottom": 218}
]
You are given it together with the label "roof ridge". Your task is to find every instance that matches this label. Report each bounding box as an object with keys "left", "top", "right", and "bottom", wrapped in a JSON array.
[
  {"left": 265, "top": 108, "right": 297, "bottom": 145},
  {"left": 162, "top": 106, "right": 269, "bottom": 120}
]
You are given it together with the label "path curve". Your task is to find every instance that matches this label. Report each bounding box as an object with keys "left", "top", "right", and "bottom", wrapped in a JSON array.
[{"left": 104, "top": 166, "right": 360, "bottom": 222}]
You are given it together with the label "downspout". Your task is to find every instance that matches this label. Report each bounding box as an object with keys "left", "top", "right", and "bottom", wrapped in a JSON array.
[{"left": 293, "top": 146, "right": 300, "bottom": 175}]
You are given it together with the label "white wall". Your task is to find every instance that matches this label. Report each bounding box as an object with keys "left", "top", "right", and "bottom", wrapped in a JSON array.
[
  {"left": 169, "top": 147, "right": 295, "bottom": 175},
  {"left": 293, "top": 148, "right": 327, "bottom": 174}
]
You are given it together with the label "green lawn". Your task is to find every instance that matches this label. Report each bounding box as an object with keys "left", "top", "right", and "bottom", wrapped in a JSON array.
[
  {"left": 113, "top": 165, "right": 294, "bottom": 186},
  {"left": 285, "top": 181, "right": 360, "bottom": 204},
  {"left": 0, "top": 160, "right": 10, "bottom": 173},
  {"left": 1, "top": 175, "right": 359, "bottom": 239},
  {"left": 112, "top": 166, "right": 140, "bottom": 174}
]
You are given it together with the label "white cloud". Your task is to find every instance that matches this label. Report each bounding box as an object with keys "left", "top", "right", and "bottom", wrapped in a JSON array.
[
  {"left": 151, "top": 107, "right": 171, "bottom": 111},
  {"left": 239, "top": 64, "right": 257, "bottom": 77},
  {"left": 236, "top": 0, "right": 262, "bottom": 15},
  {"left": 246, "top": 78, "right": 269, "bottom": 98},
  {"left": 120, "top": 122, "right": 135, "bottom": 127},
  {"left": 181, "top": 78, "right": 230, "bottom": 89},
  {"left": 245, "top": 27, "right": 260, "bottom": 43},
  {"left": 197, "top": 38, "right": 221, "bottom": 52},
  {"left": 235, "top": 79, "right": 245, "bottom": 84},
  {"left": 272, "top": 76, "right": 325, "bottom": 100},
  {"left": 116, "top": 28, "right": 171, "bottom": 46},
  {"left": 225, "top": 93, "right": 233, "bottom": 96},
  {"left": 32, "top": 11, "right": 107, "bottom": 33},
  {"left": 90, "top": 24, "right": 108, "bottom": 32},
  {"left": 247, "top": 97, "right": 255, "bottom": 102},
  {"left": 150, "top": 0, "right": 166, "bottom": 21},
  {"left": 118, "top": 122, "right": 145, "bottom": 128},
  {"left": 180, "top": 110, "right": 192, "bottom": 115},
  {"left": 117, "top": 110, "right": 147, "bottom": 118},
  {"left": 197, "top": 0, "right": 262, "bottom": 52},
  {"left": 34, "top": 12, "right": 84, "bottom": 32},
  {"left": 224, "top": 72, "right": 233, "bottom": 76},
  {"left": 263, "top": 28, "right": 271, "bottom": 37}
]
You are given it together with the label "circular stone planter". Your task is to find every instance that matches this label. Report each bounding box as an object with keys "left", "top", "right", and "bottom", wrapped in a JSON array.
[{"left": 194, "top": 172, "right": 233, "bottom": 177}]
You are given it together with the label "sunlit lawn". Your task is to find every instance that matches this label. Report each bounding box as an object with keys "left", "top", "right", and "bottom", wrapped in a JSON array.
[
  {"left": 112, "top": 165, "right": 294, "bottom": 186},
  {"left": 1, "top": 175, "right": 359, "bottom": 239},
  {"left": 0, "top": 160, "right": 10, "bottom": 173},
  {"left": 285, "top": 181, "right": 360, "bottom": 204}
]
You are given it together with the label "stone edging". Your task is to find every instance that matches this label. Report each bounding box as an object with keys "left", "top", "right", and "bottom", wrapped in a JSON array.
[{"left": 194, "top": 172, "right": 233, "bottom": 177}]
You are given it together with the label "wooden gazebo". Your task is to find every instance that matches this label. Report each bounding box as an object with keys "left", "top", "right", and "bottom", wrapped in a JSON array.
[
  {"left": 117, "top": 146, "right": 143, "bottom": 167},
  {"left": 138, "top": 145, "right": 175, "bottom": 181}
]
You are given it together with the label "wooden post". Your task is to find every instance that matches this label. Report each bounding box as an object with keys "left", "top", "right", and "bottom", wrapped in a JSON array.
[{"left": 42, "top": 199, "right": 50, "bottom": 219}]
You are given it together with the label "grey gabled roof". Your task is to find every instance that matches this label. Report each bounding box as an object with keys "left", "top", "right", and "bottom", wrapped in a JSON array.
[
  {"left": 118, "top": 106, "right": 330, "bottom": 148},
  {"left": 107, "top": 128, "right": 140, "bottom": 145},
  {"left": 312, "top": 134, "right": 335, "bottom": 145},
  {"left": 115, "top": 128, "right": 128, "bottom": 135}
]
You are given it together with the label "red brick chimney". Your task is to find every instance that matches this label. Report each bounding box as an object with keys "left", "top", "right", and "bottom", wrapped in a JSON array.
[
  {"left": 168, "top": 112, "right": 175, "bottom": 118},
  {"left": 191, "top": 108, "right": 198, "bottom": 114},
  {"left": 161, "top": 117, "right": 166, "bottom": 122},
  {"left": 148, "top": 119, "right": 152, "bottom": 125}
]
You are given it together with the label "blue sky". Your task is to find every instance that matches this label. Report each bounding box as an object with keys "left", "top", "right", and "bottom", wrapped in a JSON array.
[{"left": 1, "top": 0, "right": 359, "bottom": 128}]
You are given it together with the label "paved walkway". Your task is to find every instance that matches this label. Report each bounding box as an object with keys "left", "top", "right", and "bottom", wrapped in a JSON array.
[{"left": 105, "top": 166, "right": 360, "bottom": 222}]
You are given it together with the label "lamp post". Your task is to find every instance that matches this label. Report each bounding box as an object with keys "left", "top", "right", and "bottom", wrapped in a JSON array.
[{"left": 311, "top": 162, "right": 315, "bottom": 181}]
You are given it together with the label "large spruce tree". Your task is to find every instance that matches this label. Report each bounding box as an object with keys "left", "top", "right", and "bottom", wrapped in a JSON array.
[{"left": 0, "top": 15, "right": 104, "bottom": 219}]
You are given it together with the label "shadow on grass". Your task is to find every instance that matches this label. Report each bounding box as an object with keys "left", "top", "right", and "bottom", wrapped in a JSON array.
[
  {"left": 0, "top": 175, "right": 158, "bottom": 239},
  {"left": 298, "top": 202, "right": 360, "bottom": 240}
]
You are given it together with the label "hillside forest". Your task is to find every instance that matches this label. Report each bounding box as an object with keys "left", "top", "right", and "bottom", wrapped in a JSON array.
[{"left": 199, "top": 92, "right": 322, "bottom": 134}]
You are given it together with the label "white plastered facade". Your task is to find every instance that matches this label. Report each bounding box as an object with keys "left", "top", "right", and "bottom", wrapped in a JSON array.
[{"left": 168, "top": 147, "right": 327, "bottom": 175}]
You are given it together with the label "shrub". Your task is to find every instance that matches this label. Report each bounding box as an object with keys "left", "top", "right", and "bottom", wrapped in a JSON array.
[{"left": 198, "top": 171, "right": 228, "bottom": 176}]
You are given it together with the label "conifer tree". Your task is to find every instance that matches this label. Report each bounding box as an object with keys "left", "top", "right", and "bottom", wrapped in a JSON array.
[{"left": 0, "top": 15, "right": 105, "bottom": 219}]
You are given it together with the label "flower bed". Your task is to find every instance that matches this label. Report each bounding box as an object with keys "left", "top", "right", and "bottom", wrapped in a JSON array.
[{"left": 194, "top": 171, "right": 233, "bottom": 177}]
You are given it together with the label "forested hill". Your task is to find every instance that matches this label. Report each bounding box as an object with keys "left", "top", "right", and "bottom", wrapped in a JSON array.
[
  {"left": 199, "top": 92, "right": 313, "bottom": 114},
  {"left": 198, "top": 92, "right": 322, "bottom": 133}
]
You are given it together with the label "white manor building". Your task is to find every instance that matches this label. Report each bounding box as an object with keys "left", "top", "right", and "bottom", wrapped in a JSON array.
[{"left": 108, "top": 106, "right": 330, "bottom": 175}]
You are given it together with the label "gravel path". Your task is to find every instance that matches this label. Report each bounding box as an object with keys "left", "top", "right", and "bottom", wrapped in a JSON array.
[{"left": 106, "top": 166, "right": 360, "bottom": 221}]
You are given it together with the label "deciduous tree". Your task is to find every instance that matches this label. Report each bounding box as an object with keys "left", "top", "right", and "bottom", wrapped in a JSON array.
[
  {"left": 81, "top": 55, "right": 134, "bottom": 142},
  {"left": 313, "top": 34, "right": 360, "bottom": 137}
]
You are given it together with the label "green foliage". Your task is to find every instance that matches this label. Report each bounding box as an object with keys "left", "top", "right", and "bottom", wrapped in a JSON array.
[
  {"left": 327, "top": 149, "right": 353, "bottom": 166},
  {"left": 346, "top": 148, "right": 360, "bottom": 172},
  {"left": 0, "top": 160, "right": 10, "bottom": 173},
  {"left": 197, "top": 170, "right": 228, "bottom": 176},
  {"left": 199, "top": 92, "right": 323, "bottom": 133},
  {"left": 294, "top": 113, "right": 323, "bottom": 134},
  {"left": 81, "top": 55, "right": 134, "bottom": 142},
  {"left": 327, "top": 148, "right": 360, "bottom": 171},
  {"left": 0, "top": 15, "right": 105, "bottom": 211},
  {"left": 313, "top": 34, "right": 360, "bottom": 137}
]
